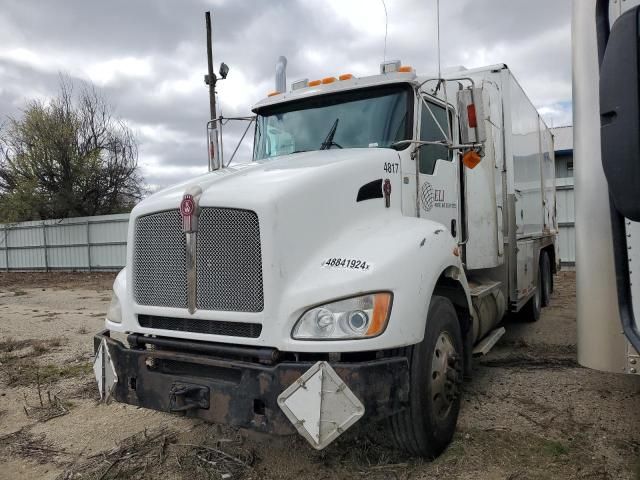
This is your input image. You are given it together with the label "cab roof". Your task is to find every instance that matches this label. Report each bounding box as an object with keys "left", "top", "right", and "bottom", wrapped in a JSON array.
[{"left": 252, "top": 71, "right": 421, "bottom": 113}]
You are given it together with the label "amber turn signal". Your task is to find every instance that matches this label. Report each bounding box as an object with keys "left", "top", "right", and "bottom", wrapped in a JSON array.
[
  {"left": 463, "top": 150, "right": 482, "bottom": 169},
  {"left": 366, "top": 292, "right": 393, "bottom": 337}
]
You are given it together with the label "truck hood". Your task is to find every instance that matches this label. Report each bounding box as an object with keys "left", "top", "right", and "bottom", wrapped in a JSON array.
[
  {"left": 132, "top": 147, "right": 405, "bottom": 285},
  {"left": 134, "top": 148, "right": 401, "bottom": 216},
  {"left": 120, "top": 147, "right": 466, "bottom": 352},
  {"left": 127, "top": 148, "right": 408, "bottom": 345}
]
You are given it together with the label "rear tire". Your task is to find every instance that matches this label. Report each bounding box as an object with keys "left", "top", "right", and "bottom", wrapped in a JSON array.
[
  {"left": 388, "top": 296, "right": 463, "bottom": 458},
  {"left": 540, "top": 252, "right": 552, "bottom": 307},
  {"left": 521, "top": 265, "right": 542, "bottom": 322}
]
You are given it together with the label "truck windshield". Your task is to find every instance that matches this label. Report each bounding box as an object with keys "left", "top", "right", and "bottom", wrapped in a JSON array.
[{"left": 253, "top": 85, "right": 411, "bottom": 160}]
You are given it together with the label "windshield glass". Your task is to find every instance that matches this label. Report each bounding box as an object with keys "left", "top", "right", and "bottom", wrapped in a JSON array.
[{"left": 254, "top": 85, "right": 412, "bottom": 160}]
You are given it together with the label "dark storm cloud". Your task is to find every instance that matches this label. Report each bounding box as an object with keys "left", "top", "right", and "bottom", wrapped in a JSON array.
[{"left": 0, "top": 0, "right": 571, "bottom": 189}]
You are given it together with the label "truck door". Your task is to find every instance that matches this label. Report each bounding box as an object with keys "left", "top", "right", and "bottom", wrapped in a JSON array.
[{"left": 416, "top": 97, "right": 460, "bottom": 240}]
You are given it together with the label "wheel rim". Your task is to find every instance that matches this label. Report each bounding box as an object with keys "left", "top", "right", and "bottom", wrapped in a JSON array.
[{"left": 430, "top": 331, "right": 459, "bottom": 420}]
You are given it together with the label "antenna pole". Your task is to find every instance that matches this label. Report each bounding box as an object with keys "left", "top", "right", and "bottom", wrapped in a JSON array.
[
  {"left": 205, "top": 12, "right": 217, "bottom": 122},
  {"left": 436, "top": 0, "right": 441, "bottom": 79},
  {"left": 381, "top": 0, "right": 388, "bottom": 63}
]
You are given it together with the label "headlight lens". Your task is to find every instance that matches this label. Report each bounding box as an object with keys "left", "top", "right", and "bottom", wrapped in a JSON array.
[
  {"left": 106, "top": 291, "right": 122, "bottom": 324},
  {"left": 292, "top": 292, "right": 392, "bottom": 340}
]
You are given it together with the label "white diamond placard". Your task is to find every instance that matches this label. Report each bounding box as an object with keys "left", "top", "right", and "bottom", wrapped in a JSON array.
[
  {"left": 277, "top": 361, "right": 365, "bottom": 450},
  {"left": 93, "top": 339, "right": 118, "bottom": 402}
]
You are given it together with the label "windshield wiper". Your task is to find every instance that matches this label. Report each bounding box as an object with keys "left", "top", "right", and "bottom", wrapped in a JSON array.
[{"left": 320, "top": 118, "right": 343, "bottom": 150}]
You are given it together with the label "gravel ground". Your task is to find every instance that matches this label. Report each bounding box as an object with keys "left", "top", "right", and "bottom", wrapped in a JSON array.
[{"left": 0, "top": 271, "right": 639, "bottom": 479}]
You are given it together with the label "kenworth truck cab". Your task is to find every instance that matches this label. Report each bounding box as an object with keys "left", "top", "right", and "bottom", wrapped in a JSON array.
[{"left": 94, "top": 60, "right": 557, "bottom": 457}]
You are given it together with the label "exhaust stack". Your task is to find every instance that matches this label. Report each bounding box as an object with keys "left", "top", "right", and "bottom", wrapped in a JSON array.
[{"left": 275, "top": 56, "right": 287, "bottom": 93}]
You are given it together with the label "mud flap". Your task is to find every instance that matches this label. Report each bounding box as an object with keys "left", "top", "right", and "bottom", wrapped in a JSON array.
[{"left": 277, "top": 361, "right": 365, "bottom": 450}]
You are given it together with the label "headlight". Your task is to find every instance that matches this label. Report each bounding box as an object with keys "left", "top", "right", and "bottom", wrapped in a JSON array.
[
  {"left": 106, "top": 291, "right": 122, "bottom": 324},
  {"left": 292, "top": 292, "right": 392, "bottom": 340}
]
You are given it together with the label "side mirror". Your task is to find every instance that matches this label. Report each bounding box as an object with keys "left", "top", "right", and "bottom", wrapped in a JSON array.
[
  {"left": 219, "top": 62, "right": 229, "bottom": 80},
  {"left": 457, "top": 87, "right": 486, "bottom": 145},
  {"left": 599, "top": 6, "right": 640, "bottom": 221}
]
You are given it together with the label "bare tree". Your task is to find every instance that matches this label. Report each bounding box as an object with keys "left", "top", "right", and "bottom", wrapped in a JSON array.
[{"left": 0, "top": 76, "right": 144, "bottom": 222}]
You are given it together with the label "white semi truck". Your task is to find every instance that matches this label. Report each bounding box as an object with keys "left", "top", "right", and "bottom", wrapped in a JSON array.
[{"left": 94, "top": 53, "right": 557, "bottom": 456}]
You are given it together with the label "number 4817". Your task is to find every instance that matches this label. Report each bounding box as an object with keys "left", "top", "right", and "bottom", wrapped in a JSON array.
[{"left": 383, "top": 162, "right": 399, "bottom": 173}]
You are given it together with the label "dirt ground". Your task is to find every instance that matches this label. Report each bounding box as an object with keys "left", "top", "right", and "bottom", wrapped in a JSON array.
[{"left": 1, "top": 271, "right": 639, "bottom": 480}]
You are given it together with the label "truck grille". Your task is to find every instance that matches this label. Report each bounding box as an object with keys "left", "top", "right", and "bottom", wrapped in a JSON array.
[
  {"left": 138, "top": 315, "right": 262, "bottom": 338},
  {"left": 133, "top": 208, "right": 264, "bottom": 312},
  {"left": 133, "top": 210, "right": 187, "bottom": 308}
]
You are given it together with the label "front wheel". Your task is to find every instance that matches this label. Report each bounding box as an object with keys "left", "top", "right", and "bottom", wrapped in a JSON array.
[{"left": 388, "top": 296, "right": 463, "bottom": 458}]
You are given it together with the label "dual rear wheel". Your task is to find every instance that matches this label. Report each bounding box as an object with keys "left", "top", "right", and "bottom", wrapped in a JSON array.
[{"left": 522, "top": 250, "right": 553, "bottom": 322}]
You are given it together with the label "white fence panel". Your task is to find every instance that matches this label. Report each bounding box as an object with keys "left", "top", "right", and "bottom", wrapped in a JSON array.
[
  {"left": 0, "top": 213, "right": 129, "bottom": 271},
  {"left": 556, "top": 178, "right": 575, "bottom": 265}
]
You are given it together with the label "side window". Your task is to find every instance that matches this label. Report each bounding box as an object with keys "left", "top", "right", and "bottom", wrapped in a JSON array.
[{"left": 419, "top": 100, "right": 451, "bottom": 175}]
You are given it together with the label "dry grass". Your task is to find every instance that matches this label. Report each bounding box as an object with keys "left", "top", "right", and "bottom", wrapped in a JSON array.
[
  {"left": 70, "top": 379, "right": 100, "bottom": 401},
  {"left": 422, "top": 428, "right": 587, "bottom": 479},
  {"left": 55, "top": 426, "right": 261, "bottom": 480},
  {"left": 0, "top": 429, "right": 73, "bottom": 465},
  {"left": 0, "top": 337, "right": 33, "bottom": 353},
  {"left": 0, "top": 336, "right": 65, "bottom": 355},
  {"left": 0, "top": 272, "right": 116, "bottom": 290},
  {"left": 5, "top": 361, "right": 93, "bottom": 387},
  {"left": 23, "top": 390, "right": 72, "bottom": 423},
  {"left": 57, "top": 427, "right": 178, "bottom": 480},
  {"left": 0, "top": 337, "right": 76, "bottom": 387}
]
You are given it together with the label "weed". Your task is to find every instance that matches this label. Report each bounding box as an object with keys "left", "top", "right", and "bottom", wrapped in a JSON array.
[
  {"left": 0, "top": 337, "right": 64, "bottom": 356},
  {"left": 0, "top": 337, "right": 31, "bottom": 353},
  {"left": 58, "top": 427, "right": 179, "bottom": 479},
  {"left": 6, "top": 361, "right": 93, "bottom": 387},
  {"left": 31, "top": 341, "right": 48, "bottom": 355},
  {"left": 1, "top": 429, "right": 72, "bottom": 465},
  {"left": 440, "top": 435, "right": 465, "bottom": 460},
  {"left": 23, "top": 389, "right": 72, "bottom": 422},
  {"left": 542, "top": 440, "right": 570, "bottom": 457}
]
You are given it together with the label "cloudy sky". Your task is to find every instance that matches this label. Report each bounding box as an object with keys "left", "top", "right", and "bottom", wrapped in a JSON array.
[{"left": 0, "top": 0, "right": 572, "bottom": 189}]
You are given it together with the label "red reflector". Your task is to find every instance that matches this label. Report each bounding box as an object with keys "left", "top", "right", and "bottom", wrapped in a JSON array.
[{"left": 467, "top": 104, "right": 478, "bottom": 128}]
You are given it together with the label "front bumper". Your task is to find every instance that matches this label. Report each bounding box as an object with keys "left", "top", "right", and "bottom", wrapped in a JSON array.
[{"left": 94, "top": 330, "right": 410, "bottom": 435}]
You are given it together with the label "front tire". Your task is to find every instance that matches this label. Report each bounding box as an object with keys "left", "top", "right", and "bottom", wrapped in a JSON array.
[{"left": 388, "top": 296, "right": 463, "bottom": 458}]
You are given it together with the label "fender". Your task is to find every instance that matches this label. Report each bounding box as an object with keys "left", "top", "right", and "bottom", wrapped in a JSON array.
[
  {"left": 278, "top": 216, "right": 473, "bottom": 353},
  {"left": 106, "top": 268, "right": 128, "bottom": 332}
]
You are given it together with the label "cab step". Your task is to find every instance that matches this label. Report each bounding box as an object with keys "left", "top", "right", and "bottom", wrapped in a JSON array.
[{"left": 472, "top": 326, "right": 506, "bottom": 356}]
